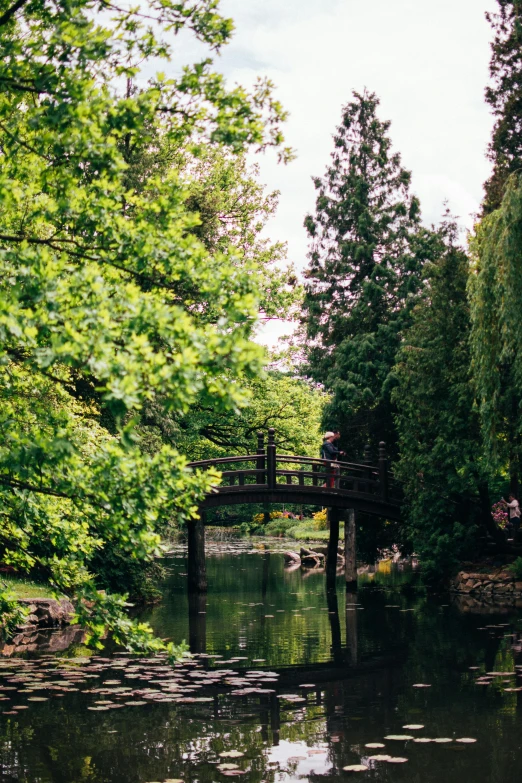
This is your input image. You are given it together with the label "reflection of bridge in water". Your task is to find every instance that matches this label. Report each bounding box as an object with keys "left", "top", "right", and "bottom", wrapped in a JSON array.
[
  {"left": 187, "top": 584, "right": 407, "bottom": 748},
  {"left": 186, "top": 429, "right": 402, "bottom": 592}
]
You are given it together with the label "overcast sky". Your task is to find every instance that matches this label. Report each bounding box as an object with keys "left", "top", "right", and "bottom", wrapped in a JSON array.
[{"left": 177, "top": 0, "right": 499, "bottom": 344}]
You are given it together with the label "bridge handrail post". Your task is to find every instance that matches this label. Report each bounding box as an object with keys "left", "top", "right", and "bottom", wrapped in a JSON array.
[
  {"left": 267, "top": 428, "right": 276, "bottom": 489},
  {"left": 379, "top": 441, "right": 389, "bottom": 501},
  {"left": 364, "top": 444, "right": 372, "bottom": 493},
  {"left": 256, "top": 431, "right": 266, "bottom": 485}
]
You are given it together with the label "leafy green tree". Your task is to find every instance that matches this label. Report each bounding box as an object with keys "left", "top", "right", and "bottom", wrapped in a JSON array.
[
  {"left": 167, "top": 371, "right": 327, "bottom": 460},
  {"left": 483, "top": 0, "right": 522, "bottom": 213},
  {"left": 394, "top": 223, "right": 501, "bottom": 582},
  {"left": 0, "top": 0, "right": 290, "bottom": 648},
  {"left": 301, "top": 90, "right": 436, "bottom": 459},
  {"left": 469, "top": 173, "right": 522, "bottom": 493}
]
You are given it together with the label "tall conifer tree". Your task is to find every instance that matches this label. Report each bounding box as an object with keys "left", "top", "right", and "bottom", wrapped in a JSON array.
[
  {"left": 483, "top": 0, "right": 522, "bottom": 213},
  {"left": 301, "top": 91, "right": 434, "bottom": 458}
]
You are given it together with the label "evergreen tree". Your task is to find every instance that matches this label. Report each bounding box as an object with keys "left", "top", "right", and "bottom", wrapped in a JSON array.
[
  {"left": 483, "top": 0, "right": 522, "bottom": 213},
  {"left": 394, "top": 223, "right": 501, "bottom": 582},
  {"left": 301, "top": 91, "right": 435, "bottom": 458}
]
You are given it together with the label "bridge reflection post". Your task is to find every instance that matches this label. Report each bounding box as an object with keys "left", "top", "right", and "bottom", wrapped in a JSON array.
[
  {"left": 345, "top": 590, "right": 358, "bottom": 666},
  {"left": 188, "top": 591, "right": 207, "bottom": 655},
  {"left": 345, "top": 509, "right": 357, "bottom": 590},
  {"left": 326, "top": 508, "right": 341, "bottom": 590},
  {"left": 326, "top": 587, "right": 343, "bottom": 664},
  {"left": 187, "top": 512, "right": 207, "bottom": 593}
]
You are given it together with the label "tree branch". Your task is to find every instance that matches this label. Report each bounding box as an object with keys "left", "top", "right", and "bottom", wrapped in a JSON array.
[{"left": 0, "top": 0, "right": 30, "bottom": 27}]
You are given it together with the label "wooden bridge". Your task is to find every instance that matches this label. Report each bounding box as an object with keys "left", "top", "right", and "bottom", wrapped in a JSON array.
[{"left": 186, "top": 429, "right": 401, "bottom": 593}]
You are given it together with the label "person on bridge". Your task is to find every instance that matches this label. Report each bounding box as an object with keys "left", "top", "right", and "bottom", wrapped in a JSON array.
[
  {"left": 504, "top": 494, "right": 521, "bottom": 543},
  {"left": 321, "top": 432, "right": 345, "bottom": 487}
]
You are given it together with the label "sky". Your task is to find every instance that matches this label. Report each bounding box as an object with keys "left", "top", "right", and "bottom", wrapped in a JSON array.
[{"left": 174, "top": 0, "right": 499, "bottom": 345}]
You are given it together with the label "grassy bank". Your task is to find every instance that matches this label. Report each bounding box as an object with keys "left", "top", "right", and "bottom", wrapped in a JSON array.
[
  {"left": 1, "top": 575, "right": 57, "bottom": 600},
  {"left": 286, "top": 521, "right": 345, "bottom": 542}
]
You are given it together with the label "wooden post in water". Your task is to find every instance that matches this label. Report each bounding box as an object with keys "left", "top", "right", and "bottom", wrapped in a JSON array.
[
  {"left": 326, "top": 507, "right": 340, "bottom": 589},
  {"left": 187, "top": 512, "right": 207, "bottom": 593},
  {"left": 345, "top": 508, "right": 357, "bottom": 589}
]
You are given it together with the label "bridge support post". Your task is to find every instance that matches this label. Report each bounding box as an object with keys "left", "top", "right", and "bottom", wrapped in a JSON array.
[
  {"left": 345, "top": 508, "right": 357, "bottom": 589},
  {"left": 187, "top": 513, "right": 207, "bottom": 593},
  {"left": 326, "top": 508, "right": 341, "bottom": 589}
]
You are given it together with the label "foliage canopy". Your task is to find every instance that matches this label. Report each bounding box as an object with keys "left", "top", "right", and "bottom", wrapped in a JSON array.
[{"left": 0, "top": 0, "right": 291, "bottom": 649}]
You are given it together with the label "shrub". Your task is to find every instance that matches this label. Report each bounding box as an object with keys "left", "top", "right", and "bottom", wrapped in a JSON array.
[
  {"left": 507, "top": 557, "right": 522, "bottom": 580},
  {"left": 0, "top": 586, "right": 28, "bottom": 640},
  {"left": 312, "top": 509, "right": 328, "bottom": 530}
]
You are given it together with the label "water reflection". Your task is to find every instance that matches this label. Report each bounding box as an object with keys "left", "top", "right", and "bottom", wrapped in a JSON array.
[{"left": 0, "top": 546, "right": 521, "bottom": 782}]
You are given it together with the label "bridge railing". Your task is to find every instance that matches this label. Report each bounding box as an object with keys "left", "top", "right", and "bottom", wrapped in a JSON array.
[{"left": 187, "top": 429, "right": 400, "bottom": 503}]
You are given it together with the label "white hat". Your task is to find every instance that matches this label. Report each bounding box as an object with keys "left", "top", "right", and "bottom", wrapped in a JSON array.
[{"left": 324, "top": 431, "right": 335, "bottom": 439}]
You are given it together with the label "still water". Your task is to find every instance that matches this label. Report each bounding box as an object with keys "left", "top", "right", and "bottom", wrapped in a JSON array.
[{"left": 1, "top": 542, "right": 522, "bottom": 782}]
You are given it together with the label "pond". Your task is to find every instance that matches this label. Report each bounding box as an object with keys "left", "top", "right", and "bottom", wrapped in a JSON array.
[{"left": 0, "top": 541, "right": 521, "bottom": 782}]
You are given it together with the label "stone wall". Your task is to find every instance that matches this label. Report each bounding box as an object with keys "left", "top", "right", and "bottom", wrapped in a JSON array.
[{"left": 450, "top": 569, "right": 522, "bottom": 599}]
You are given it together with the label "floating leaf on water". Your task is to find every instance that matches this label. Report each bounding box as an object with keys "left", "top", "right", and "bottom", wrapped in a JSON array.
[
  {"left": 219, "top": 751, "right": 244, "bottom": 759},
  {"left": 164, "top": 779, "right": 184, "bottom": 782},
  {"left": 217, "top": 764, "right": 239, "bottom": 771},
  {"left": 403, "top": 724, "right": 424, "bottom": 730},
  {"left": 220, "top": 772, "right": 246, "bottom": 777},
  {"left": 413, "top": 738, "right": 432, "bottom": 743},
  {"left": 433, "top": 738, "right": 453, "bottom": 743},
  {"left": 368, "top": 754, "right": 392, "bottom": 761},
  {"left": 384, "top": 735, "right": 414, "bottom": 741},
  {"left": 342, "top": 765, "right": 369, "bottom": 772},
  {"left": 386, "top": 757, "right": 408, "bottom": 763},
  {"left": 124, "top": 701, "right": 147, "bottom": 706},
  {"left": 365, "top": 743, "right": 385, "bottom": 749},
  {"left": 455, "top": 738, "right": 477, "bottom": 743},
  {"left": 412, "top": 684, "right": 431, "bottom": 688},
  {"left": 27, "top": 697, "right": 48, "bottom": 702}
]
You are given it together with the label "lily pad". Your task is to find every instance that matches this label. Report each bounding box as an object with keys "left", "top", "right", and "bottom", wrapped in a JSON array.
[
  {"left": 403, "top": 724, "right": 424, "bottom": 730},
  {"left": 384, "top": 735, "right": 414, "bottom": 741},
  {"left": 219, "top": 751, "right": 245, "bottom": 759},
  {"left": 386, "top": 757, "right": 408, "bottom": 763},
  {"left": 455, "top": 737, "right": 477, "bottom": 743},
  {"left": 433, "top": 738, "right": 453, "bottom": 743},
  {"left": 412, "top": 683, "right": 431, "bottom": 688},
  {"left": 342, "top": 765, "right": 369, "bottom": 772},
  {"left": 217, "top": 764, "right": 239, "bottom": 771},
  {"left": 368, "top": 755, "right": 392, "bottom": 761},
  {"left": 365, "top": 743, "right": 385, "bottom": 749}
]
